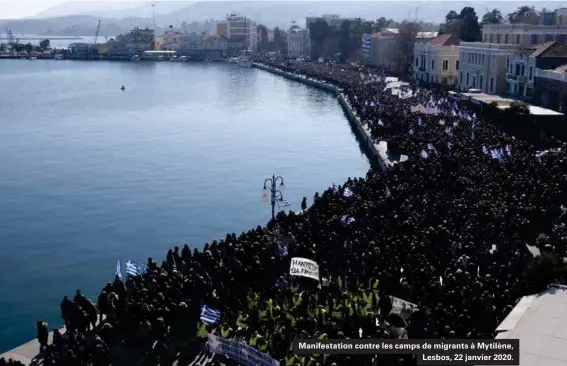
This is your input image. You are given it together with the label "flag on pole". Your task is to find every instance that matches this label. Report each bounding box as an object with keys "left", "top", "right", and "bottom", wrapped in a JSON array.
[
  {"left": 200, "top": 305, "right": 221, "bottom": 324},
  {"left": 115, "top": 260, "right": 123, "bottom": 280},
  {"left": 125, "top": 260, "right": 145, "bottom": 277},
  {"left": 343, "top": 187, "right": 354, "bottom": 198}
]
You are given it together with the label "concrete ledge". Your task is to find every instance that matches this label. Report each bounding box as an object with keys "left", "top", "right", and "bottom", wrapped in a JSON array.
[{"left": 253, "top": 63, "right": 387, "bottom": 173}]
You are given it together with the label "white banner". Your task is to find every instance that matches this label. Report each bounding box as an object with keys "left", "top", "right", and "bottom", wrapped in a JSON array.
[
  {"left": 289, "top": 257, "right": 320, "bottom": 281},
  {"left": 207, "top": 333, "right": 280, "bottom": 366},
  {"left": 390, "top": 296, "right": 418, "bottom": 320}
]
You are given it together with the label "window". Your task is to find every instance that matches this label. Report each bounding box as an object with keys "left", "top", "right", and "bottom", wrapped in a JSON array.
[
  {"left": 515, "top": 64, "right": 520, "bottom": 75},
  {"left": 483, "top": 34, "right": 487, "bottom": 42},
  {"left": 504, "top": 34, "right": 509, "bottom": 44},
  {"left": 431, "top": 59, "right": 435, "bottom": 70},
  {"left": 521, "top": 64, "right": 525, "bottom": 76},
  {"left": 443, "top": 60, "right": 448, "bottom": 71},
  {"left": 492, "top": 55, "right": 496, "bottom": 68},
  {"left": 530, "top": 34, "right": 538, "bottom": 44},
  {"left": 545, "top": 34, "right": 554, "bottom": 42},
  {"left": 496, "top": 34, "right": 501, "bottom": 43},
  {"left": 489, "top": 34, "right": 494, "bottom": 43},
  {"left": 472, "top": 76, "right": 476, "bottom": 88},
  {"left": 516, "top": 34, "right": 520, "bottom": 44},
  {"left": 466, "top": 72, "right": 470, "bottom": 85},
  {"left": 456, "top": 60, "right": 459, "bottom": 70},
  {"left": 468, "top": 53, "right": 472, "bottom": 63},
  {"left": 529, "top": 66, "right": 533, "bottom": 80},
  {"left": 459, "top": 71, "right": 463, "bottom": 82},
  {"left": 558, "top": 34, "right": 567, "bottom": 44},
  {"left": 415, "top": 57, "right": 419, "bottom": 66},
  {"left": 489, "top": 77, "right": 494, "bottom": 93},
  {"left": 479, "top": 75, "right": 484, "bottom": 90}
]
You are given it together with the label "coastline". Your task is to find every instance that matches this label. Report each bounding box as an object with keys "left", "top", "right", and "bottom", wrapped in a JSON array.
[{"left": 252, "top": 63, "right": 391, "bottom": 173}]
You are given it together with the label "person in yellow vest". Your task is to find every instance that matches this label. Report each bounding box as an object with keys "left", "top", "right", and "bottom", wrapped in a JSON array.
[
  {"left": 292, "top": 292, "right": 302, "bottom": 309},
  {"left": 331, "top": 300, "right": 343, "bottom": 320},
  {"left": 284, "top": 350, "right": 297, "bottom": 366},
  {"left": 220, "top": 323, "right": 233, "bottom": 338},
  {"left": 249, "top": 331, "right": 259, "bottom": 347},
  {"left": 196, "top": 320, "right": 209, "bottom": 341},
  {"left": 259, "top": 307, "right": 269, "bottom": 323},
  {"left": 236, "top": 312, "right": 249, "bottom": 330}
]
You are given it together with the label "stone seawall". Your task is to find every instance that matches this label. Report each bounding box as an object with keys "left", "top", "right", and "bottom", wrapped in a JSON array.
[{"left": 252, "top": 63, "right": 387, "bottom": 173}]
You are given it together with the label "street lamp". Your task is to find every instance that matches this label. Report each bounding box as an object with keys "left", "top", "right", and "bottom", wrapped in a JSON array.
[{"left": 262, "top": 174, "right": 285, "bottom": 220}]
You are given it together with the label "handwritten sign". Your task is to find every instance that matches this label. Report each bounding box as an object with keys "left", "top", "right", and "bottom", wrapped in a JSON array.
[{"left": 289, "top": 257, "right": 320, "bottom": 281}]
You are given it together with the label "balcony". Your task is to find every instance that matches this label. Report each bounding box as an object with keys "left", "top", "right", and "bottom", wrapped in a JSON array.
[{"left": 506, "top": 73, "right": 517, "bottom": 81}]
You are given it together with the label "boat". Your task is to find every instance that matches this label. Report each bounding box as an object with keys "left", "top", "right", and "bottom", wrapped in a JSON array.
[
  {"left": 180, "top": 56, "right": 188, "bottom": 62},
  {"left": 170, "top": 56, "right": 179, "bottom": 62},
  {"left": 237, "top": 57, "right": 252, "bottom": 68},
  {"left": 54, "top": 54, "right": 64, "bottom": 60},
  {"left": 131, "top": 55, "right": 140, "bottom": 61},
  {"left": 157, "top": 55, "right": 165, "bottom": 61},
  {"left": 29, "top": 56, "right": 37, "bottom": 60},
  {"left": 227, "top": 57, "right": 239, "bottom": 64}
]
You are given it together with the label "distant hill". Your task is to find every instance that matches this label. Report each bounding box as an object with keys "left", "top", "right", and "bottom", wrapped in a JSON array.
[{"left": 3, "top": 1, "right": 567, "bottom": 37}]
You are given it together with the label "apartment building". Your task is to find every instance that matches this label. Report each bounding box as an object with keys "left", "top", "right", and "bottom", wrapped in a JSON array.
[
  {"left": 413, "top": 34, "right": 461, "bottom": 86},
  {"left": 216, "top": 13, "right": 257, "bottom": 52},
  {"left": 506, "top": 41, "right": 567, "bottom": 99},
  {"left": 161, "top": 26, "right": 183, "bottom": 51},
  {"left": 107, "top": 27, "right": 154, "bottom": 60},
  {"left": 287, "top": 28, "right": 310, "bottom": 58},
  {"left": 481, "top": 23, "right": 567, "bottom": 46}
]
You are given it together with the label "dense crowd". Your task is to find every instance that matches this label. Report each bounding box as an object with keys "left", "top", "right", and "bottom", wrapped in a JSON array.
[{"left": 3, "top": 59, "right": 567, "bottom": 366}]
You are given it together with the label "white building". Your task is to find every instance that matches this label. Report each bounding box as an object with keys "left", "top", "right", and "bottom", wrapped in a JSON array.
[
  {"left": 287, "top": 28, "right": 310, "bottom": 58},
  {"left": 305, "top": 14, "right": 355, "bottom": 29},
  {"left": 162, "top": 26, "right": 183, "bottom": 51},
  {"left": 216, "top": 13, "right": 257, "bottom": 52},
  {"left": 458, "top": 42, "right": 519, "bottom": 94},
  {"left": 481, "top": 23, "right": 567, "bottom": 46},
  {"left": 413, "top": 34, "right": 461, "bottom": 86},
  {"left": 179, "top": 33, "right": 204, "bottom": 54}
]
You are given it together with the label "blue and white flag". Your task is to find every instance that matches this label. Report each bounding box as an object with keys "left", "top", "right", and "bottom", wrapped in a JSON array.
[
  {"left": 343, "top": 187, "right": 354, "bottom": 198},
  {"left": 200, "top": 305, "right": 221, "bottom": 324},
  {"left": 115, "top": 260, "right": 123, "bottom": 280},
  {"left": 125, "top": 260, "right": 145, "bottom": 277},
  {"left": 421, "top": 150, "right": 429, "bottom": 159},
  {"left": 340, "top": 215, "right": 355, "bottom": 226},
  {"left": 332, "top": 183, "right": 339, "bottom": 193},
  {"left": 278, "top": 245, "right": 288, "bottom": 257},
  {"left": 427, "top": 143, "right": 435, "bottom": 152}
]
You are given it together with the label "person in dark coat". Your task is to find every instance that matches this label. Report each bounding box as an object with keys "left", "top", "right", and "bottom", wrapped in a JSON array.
[{"left": 36, "top": 320, "right": 49, "bottom": 352}]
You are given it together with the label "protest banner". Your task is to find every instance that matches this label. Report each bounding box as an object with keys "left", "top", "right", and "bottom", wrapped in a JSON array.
[
  {"left": 207, "top": 333, "right": 280, "bottom": 366},
  {"left": 289, "top": 257, "right": 320, "bottom": 281},
  {"left": 389, "top": 296, "right": 418, "bottom": 320}
]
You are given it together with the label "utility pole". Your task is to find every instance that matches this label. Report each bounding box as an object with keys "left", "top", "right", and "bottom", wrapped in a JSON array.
[{"left": 151, "top": 4, "right": 156, "bottom": 33}]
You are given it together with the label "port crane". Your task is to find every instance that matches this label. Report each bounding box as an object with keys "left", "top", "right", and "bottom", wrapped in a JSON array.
[{"left": 88, "top": 20, "right": 101, "bottom": 59}]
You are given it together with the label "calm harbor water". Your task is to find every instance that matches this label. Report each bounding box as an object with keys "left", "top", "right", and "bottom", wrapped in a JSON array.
[{"left": 0, "top": 60, "right": 369, "bottom": 352}]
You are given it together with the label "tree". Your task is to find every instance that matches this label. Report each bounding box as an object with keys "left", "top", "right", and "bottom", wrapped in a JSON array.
[
  {"left": 438, "top": 10, "right": 461, "bottom": 36},
  {"left": 393, "top": 20, "right": 421, "bottom": 76},
  {"left": 23, "top": 43, "right": 33, "bottom": 54},
  {"left": 459, "top": 7, "right": 481, "bottom": 42},
  {"left": 256, "top": 24, "right": 269, "bottom": 51},
  {"left": 376, "top": 17, "right": 393, "bottom": 31},
  {"left": 508, "top": 100, "right": 531, "bottom": 115},
  {"left": 482, "top": 9, "right": 503, "bottom": 25},
  {"left": 361, "top": 21, "right": 375, "bottom": 34},
  {"left": 309, "top": 19, "right": 332, "bottom": 59},
  {"left": 271, "top": 27, "right": 287, "bottom": 55},
  {"left": 508, "top": 6, "right": 540, "bottom": 25},
  {"left": 39, "top": 39, "right": 50, "bottom": 51}
]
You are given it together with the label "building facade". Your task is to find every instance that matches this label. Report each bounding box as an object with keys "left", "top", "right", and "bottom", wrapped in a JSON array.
[
  {"left": 506, "top": 41, "right": 567, "bottom": 99},
  {"left": 216, "top": 13, "right": 257, "bottom": 52},
  {"left": 534, "top": 65, "right": 567, "bottom": 112},
  {"left": 458, "top": 42, "right": 518, "bottom": 94},
  {"left": 413, "top": 34, "right": 461, "bottom": 86},
  {"left": 287, "top": 28, "right": 310, "bottom": 58},
  {"left": 161, "top": 26, "right": 183, "bottom": 51},
  {"left": 481, "top": 23, "right": 567, "bottom": 46},
  {"left": 107, "top": 27, "right": 154, "bottom": 60},
  {"left": 370, "top": 29, "right": 437, "bottom": 69}
]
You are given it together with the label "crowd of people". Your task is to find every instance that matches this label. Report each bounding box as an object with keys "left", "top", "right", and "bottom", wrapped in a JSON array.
[{"left": 3, "top": 59, "right": 567, "bottom": 366}]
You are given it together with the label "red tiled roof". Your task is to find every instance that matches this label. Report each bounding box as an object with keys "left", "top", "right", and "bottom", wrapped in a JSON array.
[
  {"left": 429, "top": 33, "right": 460, "bottom": 46},
  {"left": 531, "top": 41, "right": 567, "bottom": 58}
]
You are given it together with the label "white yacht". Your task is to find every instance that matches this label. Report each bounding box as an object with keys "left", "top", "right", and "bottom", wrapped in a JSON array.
[
  {"left": 237, "top": 57, "right": 252, "bottom": 68},
  {"left": 227, "top": 57, "right": 239, "bottom": 64}
]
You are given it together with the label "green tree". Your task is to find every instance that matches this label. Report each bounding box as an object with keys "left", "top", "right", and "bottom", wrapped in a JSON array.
[
  {"left": 481, "top": 9, "right": 503, "bottom": 25},
  {"left": 438, "top": 10, "right": 461, "bottom": 36},
  {"left": 459, "top": 7, "right": 481, "bottom": 42},
  {"left": 508, "top": 100, "right": 531, "bottom": 115},
  {"left": 393, "top": 20, "right": 421, "bottom": 76},
  {"left": 23, "top": 43, "right": 33, "bottom": 54},
  {"left": 508, "top": 6, "right": 540, "bottom": 25},
  {"left": 375, "top": 17, "right": 392, "bottom": 31},
  {"left": 39, "top": 39, "right": 50, "bottom": 51},
  {"left": 361, "top": 21, "right": 375, "bottom": 34},
  {"left": 272, "top": 27, "right": 287, "bottom": 55},
  {"left": 308, "top": 19, "right": 331, "bottom": 59}
]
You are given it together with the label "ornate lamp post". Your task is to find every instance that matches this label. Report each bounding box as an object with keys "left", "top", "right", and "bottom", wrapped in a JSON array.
[{"left": 262, "top": 175, "right": 285, "bottom": 220}]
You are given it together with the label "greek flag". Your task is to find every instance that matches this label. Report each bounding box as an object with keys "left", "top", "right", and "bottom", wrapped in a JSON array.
[
  {"left": 115, "top": 260, "right": 123, "bottom": 280},
  {"left": 200, "top": 305, "right": 221, "bottom": 324},
  {"left": 361, "top": 34, "right": 371, "bottom": 57},
  {"left": 125, "top": 260, "right": 145, "bottom": 277},
  {"left": 343, "top": 187, "right": 354, "bottom": 198},
  {"left": 332, "top": 183, "right": 339, "bottom": 193}
]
